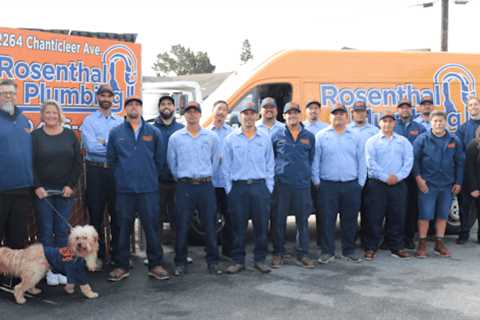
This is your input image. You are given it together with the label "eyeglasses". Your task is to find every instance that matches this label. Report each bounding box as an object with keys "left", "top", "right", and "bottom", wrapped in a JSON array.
[{"left": 0, "top": 91, "right": 16, "bottom": 97}]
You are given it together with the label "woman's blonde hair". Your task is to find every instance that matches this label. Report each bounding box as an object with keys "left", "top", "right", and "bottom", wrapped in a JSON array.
[{"left": 40, "top": 100, "right": 65, "bottom": 125}]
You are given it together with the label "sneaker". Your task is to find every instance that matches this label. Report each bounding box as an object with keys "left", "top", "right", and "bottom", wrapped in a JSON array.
[
  {"left": 456, "top": 236, "right": 468, "bottom": 245},
  {"left": 148, "top": 266, "right": 170, "bottom": 280},
  {"left": 415, "top": 238, "right": 428, "bottom": 258},
  {"left": 271, "top": 255, "right": 284, "bottom": 269},
  {"left": 391, "top": 249, "right": 411, "bottom": 259},
  {"left": 254, "top": 262, "right": 271, "bottom": 273},
  {"left": 208, "top": 264, "right": 223, "bottom": 275},
  {"left": 343, "top": 253, "right": 362, "bottom": 263},
  {"left": 318, "top": 254, "right": 335, "bottom": 264},
  {"left": 56, "top": 273, "right": 68, "bottom": 285},
  {"left": 434, "top": 238, "right": 450, "bottom": 257},
  {"left": 298, "top": 256, "right": 315, "bottom": 269},
  {"left": 364, "top": 250, "right": 376, "bottom": 261},
  {"left": 226, "top": 263, "right": 245, "bottom": 274},
  {"left": 46, "top": 271, "right": 59, "bottom": 286},
  {"left": 108, "top": 268, "right": 130, "bottom": 282},
  {"left": 174, "top": 265, "right": 187, "bottom": 277},
  {"left": 404, "top": 238, "right": 415, "bottom": 250},
  {"left": 187, "top": 256, "right": 193, "bottom": 264}
]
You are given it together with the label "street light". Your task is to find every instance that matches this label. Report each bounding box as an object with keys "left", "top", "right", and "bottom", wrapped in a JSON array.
[{"left": 419, "top": 0, "right": 470, "bottom": 51}]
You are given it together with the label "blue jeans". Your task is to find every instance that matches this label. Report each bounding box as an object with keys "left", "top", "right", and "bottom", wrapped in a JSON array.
[
  {"left": 35, "top": 195, "right": 74, "bottom": 247},
  {"left": 418, "top": 186, "right": 453, "bottom": 221},
  {"left": 115, "top": 192, "right": 163, "bottom": 270},
  {"left": 272, "top": 183, "right": 313, "bottom": 258}
]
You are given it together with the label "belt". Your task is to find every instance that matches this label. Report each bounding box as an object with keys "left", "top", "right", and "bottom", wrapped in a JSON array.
[
  {"left": 86, "top": 160, "right": 109, "bottom": 169},
  {"left": 321, "top": 179, "right": 357, "bottom": 184},
  {"left": 233, "top": 179, "right": 265, "bottom": 185},
  {"left": 178, "top": 177, "right": 212, "bottom": 184}
]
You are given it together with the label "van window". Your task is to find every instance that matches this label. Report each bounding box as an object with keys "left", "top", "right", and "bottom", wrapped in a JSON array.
[{"left": 229, "top": 83, "right": 292, "bottom": 122}]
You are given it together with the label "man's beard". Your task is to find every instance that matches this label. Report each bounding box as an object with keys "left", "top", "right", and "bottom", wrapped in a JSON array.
[
  {"left": 0, "top": 102, "right": 15, "bottom": 115},
  {"left": 99, "top": 101, "right": 112, "bottom": 110},
  {"left": 160, "top": 109, "right": 173, "bottom": 120}
]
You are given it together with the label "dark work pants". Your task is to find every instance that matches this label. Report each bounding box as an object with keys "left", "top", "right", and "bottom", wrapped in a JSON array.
[
  {"left": 228, "top": 181, "right": 271, "bottom": 265},
  {"left": 404, "top": 173, "right": 419, "bottom": 242},
  {"left": 311, "top": 183, "right": 322, "bottom": 247},
  {"left": 85, "top": 164, "right": 118, "bottom": 261},
  {"left": 458, "top": 191, "right": 473, "bottom": 239},
  {"left": 272, "top": 183, "right": 312, "bottom": 258},
  {"left": 159, "top": 181, "right": 176, "bottom": 227},
  {"left": 364, "top": 179, "right": 407, "bottom": 251},
  {"left": 318, "top": 180, "right": 361, "bottom": 256},
  {"left": 175, "top": 182, "right": 219, "bottom": 266},
  {"left": 115, "top": 192, "right": 163, "bottom": 270},
  {"left": 0, "top": 190, "right": 31, "bottom": 249},
  {"left": 215, "top": 188, "right": 232, "bottom": 255}
]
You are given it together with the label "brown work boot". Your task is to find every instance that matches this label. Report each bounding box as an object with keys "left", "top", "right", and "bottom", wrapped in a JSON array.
[
  {"left": 391, "top": 249, "right": 411, "bottom": 259},
  {"left": 148, "top": 265, "right": 170, "bottom": 280},
  {"left": 364, "top": 250, "right": 376, "bottom": 261},
  {"left": 434, "top": 238, "right": 450, "bottom": 257},
  {"left": 298, "top": 256, "right": 315, "bottom": 269},
  {"left": 415, "top": 238, "right": 428, "bottom": 258},
  {"left": 271, "top": 255, "right": 284, "bottom": 269}
]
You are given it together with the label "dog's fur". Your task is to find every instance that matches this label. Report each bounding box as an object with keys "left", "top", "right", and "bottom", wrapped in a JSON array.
[{"left": 0, "top": 225, "right": 99, "bottom": 304}]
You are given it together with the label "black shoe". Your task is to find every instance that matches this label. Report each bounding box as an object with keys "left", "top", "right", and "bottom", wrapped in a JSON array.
[
  {"left": 404, "top": 238, "right": 415, "bottom": 250},
  {"left": 254, "top": 262, "right": 271, "bottom": 273},
  {"left": 208, "top": 264, "right": 223, "bottom": 275},
  {"left": 456, "top": 237, "right": 469, "bottom": 245},
  {"left": 174, "top": 265, "right": 187, "bottom": 276}
]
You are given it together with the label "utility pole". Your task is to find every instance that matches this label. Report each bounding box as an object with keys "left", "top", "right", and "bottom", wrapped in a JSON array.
[{"left": 441, "top": 0, "right": 449, "bottom": 51}]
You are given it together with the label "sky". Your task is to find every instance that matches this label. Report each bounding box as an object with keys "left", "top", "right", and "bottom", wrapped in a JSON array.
[{"left": 3, "top": 0, "right": 480, "bottom": 76}]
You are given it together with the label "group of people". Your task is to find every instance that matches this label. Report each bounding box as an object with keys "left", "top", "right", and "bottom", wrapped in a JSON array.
[{"left": 1, "top": 76, "right": 480, "bottom": 286}]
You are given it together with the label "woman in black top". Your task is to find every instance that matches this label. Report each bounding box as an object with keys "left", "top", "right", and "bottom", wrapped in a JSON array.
[
  {"left": 464, "top": 126, "right": 480, "bottom": 244},
  {"left": 32, "top": 100, "right": 81, "bottom": 286}
]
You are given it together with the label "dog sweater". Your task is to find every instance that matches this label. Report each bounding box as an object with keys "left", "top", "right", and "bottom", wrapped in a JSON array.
[{"left": 44, "top": 247, "right": 88, "bottom": 285}]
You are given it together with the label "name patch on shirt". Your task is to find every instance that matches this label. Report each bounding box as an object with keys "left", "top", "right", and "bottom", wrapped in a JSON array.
[
  {"left": 142, "top": 135, "right": 153, "bottom": 142},
  {"left": 409, "top": 130, "right": 419, "bottom": 136},
  {"left": 447, "top": 143, "right": 456, "bottom": 149},
  {"left": 300, "top": 138, "right": 310, "bottom": 145}
]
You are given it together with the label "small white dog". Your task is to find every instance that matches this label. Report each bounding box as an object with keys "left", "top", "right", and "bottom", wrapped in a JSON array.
[{"left": 0, "top": 225, "right": 99, "bottom": 304}]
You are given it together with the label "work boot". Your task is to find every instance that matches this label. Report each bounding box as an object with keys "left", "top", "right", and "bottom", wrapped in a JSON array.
[
  {"left": 415, "top": 238, "right": 428, "bottom": 258},
  {"left": 434, "top": 238, "right": 450, "bottom": 257},
  {"left": 271, "top": 255, "right": 284, "bottom": 269}
]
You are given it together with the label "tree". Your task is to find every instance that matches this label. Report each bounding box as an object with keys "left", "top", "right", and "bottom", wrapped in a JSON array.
[
  {"left": 152, "top": 44, "right": 216, "bottom": 76},
  {"left": 240, "top": 39, "right": 253, "bottom": 65}
]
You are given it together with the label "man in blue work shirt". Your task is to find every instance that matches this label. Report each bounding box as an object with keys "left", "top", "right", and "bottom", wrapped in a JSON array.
[
  {"left": 394, "top": 98, "right": 426, "bottom": 250},
  {"left": 312, "top": 103, "right": 366, "bottom": 264},
  {"left": 413, "top": 111, "right": 464, "bottom": 258},
  {"left": 303, "top": 99, "right": 329, "bottom": 247},
  {"left": 80, "top": 84, "right": 123, "bottom": 270},
  {"left": 107, "top": 96, "right": 169, "bottom": 282},
  {"left": 152, "top": 95, "right": 184, "bottom": 237},
  {"left": 414, "top": 94, "right": 434, "bottom": 131},
  {"left": 456, "top": 96, "right": 480, "bottom": 244},
  {"left": 0, "top": 79, "right": 33, "bottom": 252},
  {"left": 223, "top": 102, "right": 275, "bottom": 274},
  {"left": 271, "top": 102, "right": 316, "bottom": 269},
  {"left": 364, "top": 112, "right": 413, "bottom": 260},
  {"left": 167, "top": 101, "right": 222, "bottom": 276},
  {"left": 303, "top": 100, "right": 329, "bottom": 136},
  {"left": 347, "top": 101, "right": 379, "bottom": 247},
  {"left": 209, "top": 100, "right": 234, "bottom": 257},
  {"left": 256, "top": 97, "right": 285, "bottom": 136}
]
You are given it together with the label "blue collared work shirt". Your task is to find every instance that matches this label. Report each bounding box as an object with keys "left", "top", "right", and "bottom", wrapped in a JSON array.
[
  {"left": 210, "top": 123, "right": 233, "bottom": 189},
  {"left": 312, "top": 127, "right": 367, "bottom": 186},
  {"left": 223, "top": 128, "right": 275, "bottom": 194},
  {"left": 303, "top": 120, "right": 329, "bottom": 136},
  {"left": 167, "top": 128, "right": 221, "bottom": 180},
  {"left": 365, "top": 132, "right": 413, "bottom": 183},
  {"left": 256, "top": 120, "right": 285, "bottom": 137},
  {"left": 81, "top": 110, "right": 123, "bottom": 163}
]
